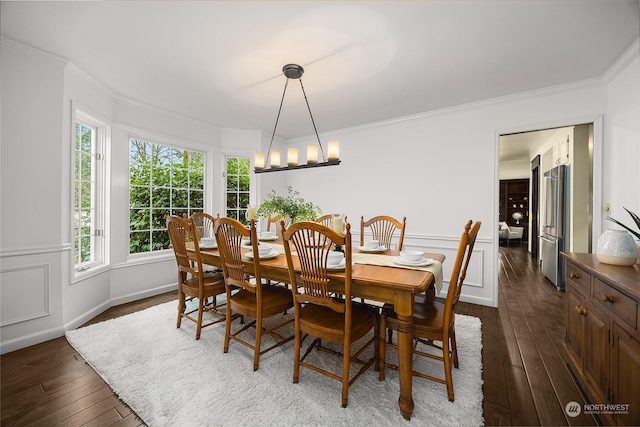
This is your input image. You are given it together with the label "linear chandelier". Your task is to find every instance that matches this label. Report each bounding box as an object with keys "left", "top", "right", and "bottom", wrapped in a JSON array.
[{"left": 254, "top": 64, "right": 340, "bottom": 174}]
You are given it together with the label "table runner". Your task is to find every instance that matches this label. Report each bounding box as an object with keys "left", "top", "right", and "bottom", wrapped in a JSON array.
[
  {"left": 260, "top": 243, "right": 443, "bottom": 295},
  {"left": 352, "top": 253, "right": 444, "bottom": 295}
]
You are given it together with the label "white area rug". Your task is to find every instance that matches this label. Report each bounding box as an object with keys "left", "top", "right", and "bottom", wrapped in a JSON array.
[{"left": 66, "top": 300, "right": 483, "bottom": 426}]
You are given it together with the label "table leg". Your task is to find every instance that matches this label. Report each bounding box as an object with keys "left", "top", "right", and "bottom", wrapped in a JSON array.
[{"left": 395, "top": 294, "right": 415, "bottom": 420}]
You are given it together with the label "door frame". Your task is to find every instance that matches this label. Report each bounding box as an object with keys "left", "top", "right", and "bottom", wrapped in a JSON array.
[{"left": 494, "top": 115, "right": 603, "bottom": 306}]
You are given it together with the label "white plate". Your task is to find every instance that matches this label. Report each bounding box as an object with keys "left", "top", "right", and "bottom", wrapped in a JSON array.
[
  {"left": 357, "top": 245, "right": 387, "bottom": 253},
  {"left": 327, "top": 259, "right": 346, "bottom": 271},
  {"left": 393, "top": 257, "right": 435, "bottom": 267},
  {"left": 245, "top": 250, "right": 281, "bottom": 260}
]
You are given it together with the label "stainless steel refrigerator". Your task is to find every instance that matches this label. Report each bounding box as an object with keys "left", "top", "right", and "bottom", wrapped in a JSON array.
[{"left": 540, "top": 164, "right": 568, "bottom": 290}]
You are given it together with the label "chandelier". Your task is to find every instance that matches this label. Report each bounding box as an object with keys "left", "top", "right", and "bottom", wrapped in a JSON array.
[{"left": 254, "top": 64, "right": 340, "bottom": 174}]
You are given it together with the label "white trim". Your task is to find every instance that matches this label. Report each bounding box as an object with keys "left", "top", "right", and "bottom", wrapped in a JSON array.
[
  {"left": 0, "top": 264, "right": 50, "bottom": 326},
  {"left": 63, "top": 282, "right": 178, "bottom": 332},
  {"left": 66, "top": 63, "right": 116, "bottom": 98},
  {"left": 0, "top": 243, "right": 71, "bottom": 258},
  {"left": 604, "top": 38, "right": 640, "bottom": 84},
  {"left": 114, "top": 96, "right": 220, "bottom": 131},
  {"left": 119, "top": 251, "right": 174, "bottom": 268},
  {"left": 0, "top": 325, "right": 66, "bottom": 355},
  {"left": 1, "top": 36, "right": 68, "bottom": 68},
  {"left": 122, "top": 124, "right": 215, "bottom": 153},
  {"left": 288, "top": 77, "right": 605, "bottom": 143}
]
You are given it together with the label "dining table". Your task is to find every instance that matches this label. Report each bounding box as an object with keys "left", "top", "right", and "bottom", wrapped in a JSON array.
[{"left": 187, "top": 239, "right": 445, "bottom": 421}]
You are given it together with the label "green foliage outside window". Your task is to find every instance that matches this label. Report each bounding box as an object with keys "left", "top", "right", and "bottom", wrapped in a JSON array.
[
  {"left": 74, "top": 122, "right": 95, "bottom": 265},
  {"left": 129, "top": 140, "right": 205, "bottom": 254},
  {"left": 225, "top": 157, "right": 251, "bottom": 221}
]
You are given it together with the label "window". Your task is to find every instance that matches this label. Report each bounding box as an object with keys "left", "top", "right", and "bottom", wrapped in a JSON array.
[
  {"left": 224, "top": 156, "right": 251, "bottom": 221},
  {"left": 129, "top": 139, "right": 205, "bottom": 254},
  {"left": 73, "top": 115, "right": 105, "bottom": 270}
]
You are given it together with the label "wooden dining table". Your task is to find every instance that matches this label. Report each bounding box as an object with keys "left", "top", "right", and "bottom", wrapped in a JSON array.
[{"left": 187, "top": 240, "right": 445, "bottom": 420}]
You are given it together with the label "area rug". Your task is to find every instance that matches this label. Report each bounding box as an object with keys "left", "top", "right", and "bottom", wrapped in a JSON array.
[{"left": 66, "top": 300, "right": 483, "bottom": 426}]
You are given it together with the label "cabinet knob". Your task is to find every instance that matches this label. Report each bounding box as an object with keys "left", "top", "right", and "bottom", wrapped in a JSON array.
[
  {"left": 570, "top": 272, "right": 580, "bottom": 279},
  {"left": 574, "top": 305, "right": 588, "bottom": 316},
  {"left": 601, "top": 294, "right": 614, "bottom": 303}
]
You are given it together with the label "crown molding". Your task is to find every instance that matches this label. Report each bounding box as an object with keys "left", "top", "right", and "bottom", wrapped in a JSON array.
[
  {"left": 604, "top": 37, "right": 640, "bottom": 83},
  {"left": 288, "top": 76, "right": 605, "bottom": 144},
  {"left": 65, "top": 62, "right": 117, "bottom": 98},
  {"left": 1, "top": 36, "right": 68, "bottom": 68}
]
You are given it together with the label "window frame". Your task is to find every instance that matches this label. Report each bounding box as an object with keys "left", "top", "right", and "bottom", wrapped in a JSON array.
[
  {"left": 71, "top": 108, "right": 109, "bottom": 278},
  {"left": 127, "top": 136, "right": 209, "bottom": 257},
  {"left": 222, "top": 153, "right": 254, "bottom": 222}
]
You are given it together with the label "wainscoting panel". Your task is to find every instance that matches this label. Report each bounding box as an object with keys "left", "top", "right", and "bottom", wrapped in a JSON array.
[{"left": 1, "top": 264, "right": 50, "bottom": 326}]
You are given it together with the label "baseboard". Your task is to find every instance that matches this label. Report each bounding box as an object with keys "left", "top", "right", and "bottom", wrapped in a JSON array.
[
  {"left": 0, "top": 325, "right": 66, "bottom": 355},
  {"left": 64, "top": 282, "right": 178, "bottom": 332}
]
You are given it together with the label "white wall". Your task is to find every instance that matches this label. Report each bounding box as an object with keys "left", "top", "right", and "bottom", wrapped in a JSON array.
[{"left": 1, "top": 37, "right": 638, "bottom": 353}]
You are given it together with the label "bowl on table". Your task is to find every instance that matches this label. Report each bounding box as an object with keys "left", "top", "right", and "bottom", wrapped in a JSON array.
[
  {"left": 258, "top": 244, "right": 273, "bottom": 257},
  {"left": 327, "top": 250, "right": 345, "bottom": 266},
  {"left": 200, "top": 237, "right": 216, "bottom": 247},
  {"left": 364, "top": 240, "right": 380, "bottom": 250},
  {"left": 399, "top": 250, "right": 424, "bottom": 263}
]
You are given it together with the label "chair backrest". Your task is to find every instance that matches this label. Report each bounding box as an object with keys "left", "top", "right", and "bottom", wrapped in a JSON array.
[
  {"left": 360, "top": 215, "right": 406, "bottom": 251},
  {"left": 214, "top": 217, "right": 262, "bottom": 294},
  {"left": 190, "top": 212, "right": 218, "bottom": 242},
  {"left": 443, "top": 220, "right": 482, "bottom": 326},
  {"left": 315, "top": 214, "right": 333, "bottom": 228},
  {"left": 166, "top": 215, "right": 202, "bottom": 279},
  {"left": 282, "top": 221, "right": 352, "bottom": 314},
  {"left": 267, "top": 214, "right": 292, "bottom": 237}
]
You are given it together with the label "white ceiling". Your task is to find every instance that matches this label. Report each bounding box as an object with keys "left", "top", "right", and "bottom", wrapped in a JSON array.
[{"left": 2, "top": 1, "right": 638, "bottom": 142}]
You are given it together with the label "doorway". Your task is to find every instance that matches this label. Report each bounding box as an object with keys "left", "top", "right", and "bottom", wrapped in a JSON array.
[{"left": 499, "top": 124, "right": 594, "bottom": 266}]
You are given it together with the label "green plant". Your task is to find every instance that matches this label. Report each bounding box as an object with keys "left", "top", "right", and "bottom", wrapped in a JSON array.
[
  {"left": 607, "top": 207, "right": 640, "bottom": 240},
  {"left": 257, "top": 186, "right": 322, "bottom": 222}
]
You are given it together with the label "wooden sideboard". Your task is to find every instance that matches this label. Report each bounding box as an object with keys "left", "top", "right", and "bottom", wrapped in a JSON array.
[{"left": 561, "top": 252, "right": 640, "bottom": 426}]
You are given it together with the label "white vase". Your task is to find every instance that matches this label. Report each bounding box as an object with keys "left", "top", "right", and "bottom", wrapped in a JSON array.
[{"left": 596, "top": 230, "right": 638, "bottom": 266}]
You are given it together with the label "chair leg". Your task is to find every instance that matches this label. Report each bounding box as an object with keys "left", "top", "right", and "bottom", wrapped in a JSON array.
[
  {"left": 224, "top": 304, "right": 232, "bottom": 353},
  {"left": 451, "top": 327, "right": 459, "bottom": 369},
  {"left": 177, "top": 288, "right": 185, "bottom": 328},
  {"left": 341, "top": 340, "right": 351, "bottom": 408},
  {"left": 254, "top": 317, "right": 263, "bottom": 371},
  {"left": 443, "top": 334, "right": 454, "bottom": 402},
  {"left": 374, "top": 313, "right": 380, "bottom": 372},
  {"left": 378, "top": 314, "right": 387, "bottom": 381},
  {"left": 293, "top": 324, "right": 301, "bottom": 384},
  {"left": 195, "top": 298, "right": 204, "bottom": 340}
]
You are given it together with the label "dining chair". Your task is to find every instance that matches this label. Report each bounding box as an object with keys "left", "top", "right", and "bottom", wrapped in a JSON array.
[
  {"left": 281, "top": 221, "right": 378, "bottom": 408},
  {"left": 190, "top": 212, "right": 218, "bottom": 241},
  {"left": 315, "top": 214, "right": 333, "bottom": 228},
  {"left": 266, "top": 214, "right": 291, "bottom": 239},
  {"left": 214, "top": 217, "right": 294, "bottom": 371},
  {"left": 378, "top": 219, "right": 481, "bottom": 402},
  {"left": 360, "top": 215, "right": 406, "bottom": 251},
  {"left": 166, "top": 215, "right": 227, "bottom": 340}
]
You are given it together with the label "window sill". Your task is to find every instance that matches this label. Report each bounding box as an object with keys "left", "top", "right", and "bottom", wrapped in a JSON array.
[{"left": 72, "top": 263, "right": 110, "bottom": 285}]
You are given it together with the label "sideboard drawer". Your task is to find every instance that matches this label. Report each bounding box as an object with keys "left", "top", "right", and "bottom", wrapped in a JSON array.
[
  {"left": 593, "top": 278, "right": 638, "bottom": 329},
  {"left": 566, "top": 262, "right": 590, "bottom": 293}
]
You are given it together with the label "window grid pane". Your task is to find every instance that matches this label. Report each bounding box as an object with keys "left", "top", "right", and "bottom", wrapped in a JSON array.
[
  {"left": 74, "top": 122, "right": 98, "bottom": 267},
  {"left": 129, "top": 139, "right": 206, "bottom": 254},
  {"left": 225, "top": 156, "right": 251, "bottom": 222}
]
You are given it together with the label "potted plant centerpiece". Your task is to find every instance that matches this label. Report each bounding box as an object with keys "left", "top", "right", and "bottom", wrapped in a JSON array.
[{"left": 257, "top": 186, "right": 322, "bottom": 224}]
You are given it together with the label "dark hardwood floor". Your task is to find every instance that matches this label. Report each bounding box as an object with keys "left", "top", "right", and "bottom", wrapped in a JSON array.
[{"left": 1, "top": 245, "right": 596, "bottom": 426}]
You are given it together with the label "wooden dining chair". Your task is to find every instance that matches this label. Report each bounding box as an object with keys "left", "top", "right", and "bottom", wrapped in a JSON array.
[
  {"left": 166, "top": 215, "right": 227, "bottom": 340},
  {"left": 189, "top": 212, "right": 218, "bottom": 241},
  {"left": 378, "top": 219, "right": 481, "bottom": 402},
  {"left": 281, "top": 221, "right": 378, "bottom": 408},
  {"left": 360, "top": 215, "right": 406, "bottom": 251},
  {"left": 214, "top": 217, "right": 294, "bottom": 371},
  {"left": 266, "top": 214, "right": 291, "bottom": 238},
  {"left": 315, "top": 214, "right": 333, "bottom": 227}
]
